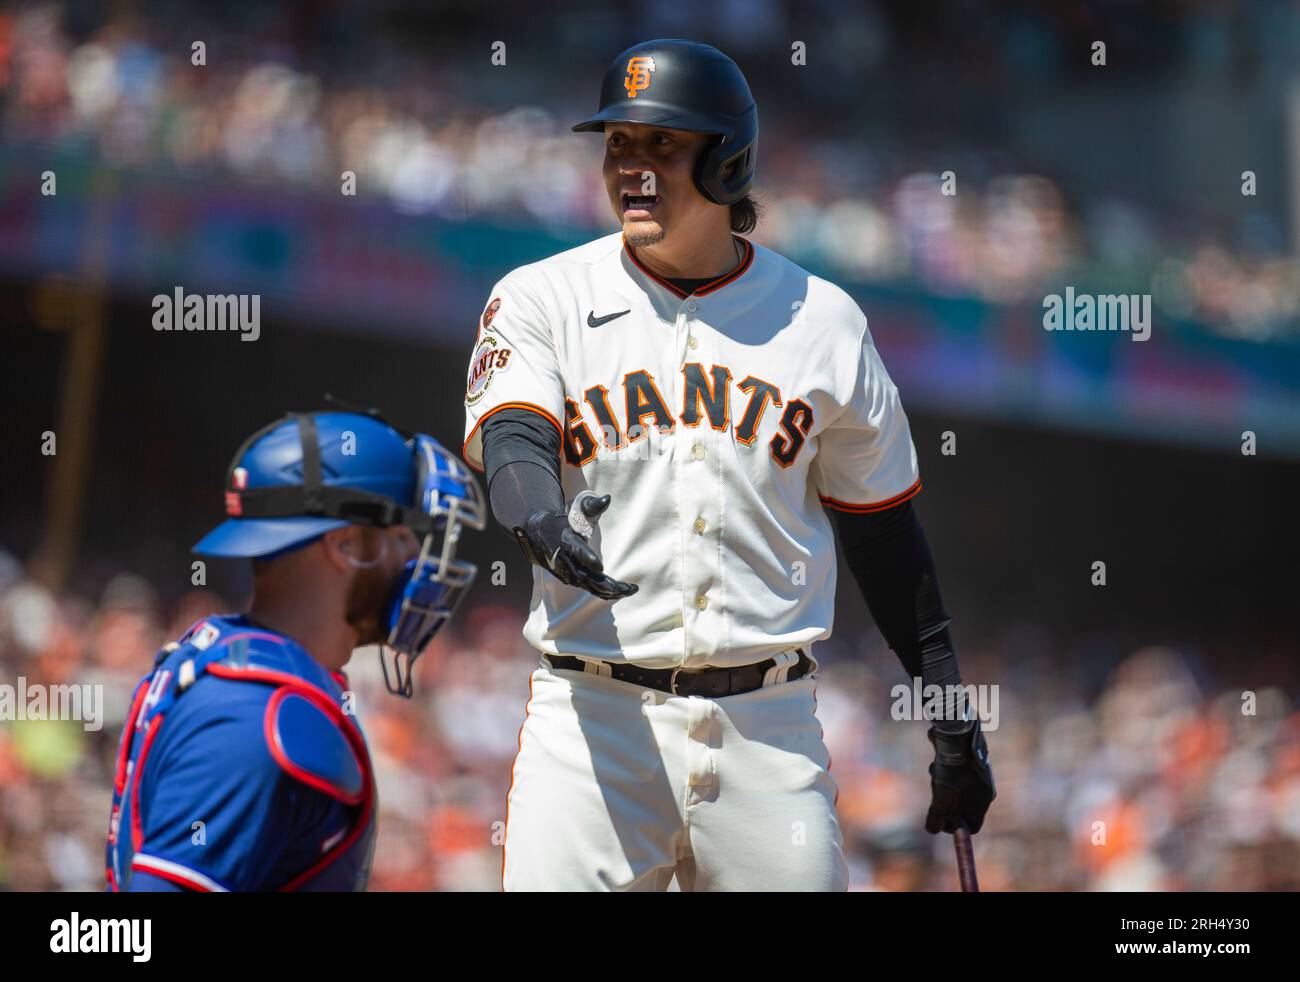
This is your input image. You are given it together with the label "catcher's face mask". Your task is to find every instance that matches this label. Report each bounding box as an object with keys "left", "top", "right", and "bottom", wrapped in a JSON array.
[{"left": 379, "top": 433, "right": 486, "bottom": 697}]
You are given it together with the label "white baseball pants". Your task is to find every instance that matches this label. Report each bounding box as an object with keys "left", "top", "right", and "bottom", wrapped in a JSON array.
[{"left": 500, "top": 654, "right": 849, "bottom": 891}]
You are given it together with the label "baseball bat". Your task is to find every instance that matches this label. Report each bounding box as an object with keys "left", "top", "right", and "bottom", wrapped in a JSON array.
[{"left": 953, "top": 822, "right": 979, "bottom": 892}]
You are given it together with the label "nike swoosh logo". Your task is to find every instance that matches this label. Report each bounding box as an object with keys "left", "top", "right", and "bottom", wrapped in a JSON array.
[{"left": 587, "top": 309, "right": 631, "bottom": 327}]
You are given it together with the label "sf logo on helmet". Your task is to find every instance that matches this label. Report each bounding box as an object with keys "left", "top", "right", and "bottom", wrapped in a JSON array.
[{"left": 624, "top": 56, "right": 655, "bottom": 98}]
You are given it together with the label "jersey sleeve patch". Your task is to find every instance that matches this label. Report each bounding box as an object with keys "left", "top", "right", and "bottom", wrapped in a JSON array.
[
  {"left": 466, "top": 332, "right": 514, "bottom": 405},
  {"left": 264, "top": 688, "right": 364, "bottom": 804}
]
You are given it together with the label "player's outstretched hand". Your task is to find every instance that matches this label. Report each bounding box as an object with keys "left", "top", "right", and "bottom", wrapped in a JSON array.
[
  {"left": 514, "top": 493, "right": 638, "bottom": 601},
  {"left": 924, "top": 717, "right": 996, "bottom": 835}
]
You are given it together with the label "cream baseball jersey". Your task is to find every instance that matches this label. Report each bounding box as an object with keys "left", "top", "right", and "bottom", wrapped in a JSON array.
[{"left": 463, "top": 231, "right": 920, "bottom": 669}]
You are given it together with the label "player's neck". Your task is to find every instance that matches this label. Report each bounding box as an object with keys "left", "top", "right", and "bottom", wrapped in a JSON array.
[
  {"left": 631, "top": 228, "right": 740, "bottom": 281},
  {"left": 247, "top": 591, "right": 357, "bottom": 675}
]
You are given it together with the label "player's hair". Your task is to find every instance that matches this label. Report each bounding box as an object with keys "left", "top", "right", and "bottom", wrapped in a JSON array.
[{"left": 730, "top": 193, "right": 761, "bottom": 235}]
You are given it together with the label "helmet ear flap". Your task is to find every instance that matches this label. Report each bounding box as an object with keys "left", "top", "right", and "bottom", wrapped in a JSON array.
[
  {"left": 692, "top": 135, "right": 725, "bottom": 203},
  {"left": 694, "top": 134, "right": 755, "bottom": 206},
  {"left": 722, "top": 140, "right": 756, "bottom": 196}
]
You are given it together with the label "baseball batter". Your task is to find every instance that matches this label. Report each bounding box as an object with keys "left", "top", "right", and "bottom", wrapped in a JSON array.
[{"left": 463, "top": 39, "right": 995, "bottom": 891}]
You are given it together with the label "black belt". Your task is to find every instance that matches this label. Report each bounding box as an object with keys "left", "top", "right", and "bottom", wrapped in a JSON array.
[{"left": 546, "top": 648, "right": 812, "bottom": 698}]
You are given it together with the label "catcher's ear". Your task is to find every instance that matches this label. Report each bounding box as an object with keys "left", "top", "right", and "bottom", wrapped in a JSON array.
[{"left": 321, "top": 527, "right": 359, "bottom": 570}]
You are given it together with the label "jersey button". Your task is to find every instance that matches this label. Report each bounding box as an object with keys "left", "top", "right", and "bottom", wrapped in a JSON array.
[
  {"left": 685, "top": 300, "right": 698, "bottom": 312},
  {"left": 693, "top": 517, "right": 707, "bottom": 534},
  {"left": 691, "top": 443, "right": 705, "bottom": 461},
  {"left": 687, "top": 335, "right": 698, "bottom": 349},
  {"left": 694, "top": 595, "right": 708, "bottom": 611}
]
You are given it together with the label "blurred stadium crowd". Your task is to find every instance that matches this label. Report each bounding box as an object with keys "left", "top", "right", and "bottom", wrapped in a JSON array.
[
  {"left": 1, "top": 1, "right": 1298, "bottom": 337},
  {"left": 2, "top": 551, "right": 1298, "bottom": 892}
]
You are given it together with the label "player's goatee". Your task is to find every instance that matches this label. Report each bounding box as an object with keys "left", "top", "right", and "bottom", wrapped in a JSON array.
[{"left": 623, "top": 222, "right": 664, "bottom": 248}]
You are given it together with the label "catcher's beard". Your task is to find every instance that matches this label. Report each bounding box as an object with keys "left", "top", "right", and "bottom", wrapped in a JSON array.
[
  {"left": 344, "top": 562, "right": 397, "bottom": 647},
  {"left": 623, "top": 219, "right": 664, "bottom": 248}
]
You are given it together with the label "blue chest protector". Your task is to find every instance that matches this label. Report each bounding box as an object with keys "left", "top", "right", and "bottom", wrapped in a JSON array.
[{"left": 106, "top": 615, "right": 376, "bottom": 892}]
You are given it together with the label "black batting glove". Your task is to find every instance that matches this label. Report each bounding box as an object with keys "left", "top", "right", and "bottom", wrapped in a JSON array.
[
  {"left": 925, "top": 716, "right": 996, "bottom": 835},
  {"left": 513, "top": 494, "right": 638, "bottom": 601}
]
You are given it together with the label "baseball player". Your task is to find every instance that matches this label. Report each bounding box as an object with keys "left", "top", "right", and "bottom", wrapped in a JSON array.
[
  {"left": 106, "top": 410, "right": 485, "bottom": 891},
  {"left": 463, "top": 39, "right": 994, "bottom": 891}
]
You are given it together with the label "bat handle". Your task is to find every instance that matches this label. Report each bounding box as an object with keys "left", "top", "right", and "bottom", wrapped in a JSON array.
[{"left": 953, "top": 823, "right": 980, "bottom": 893}]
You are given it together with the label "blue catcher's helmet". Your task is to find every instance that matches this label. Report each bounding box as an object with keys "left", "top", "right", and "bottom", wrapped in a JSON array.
[{"left": 194, "top": 410, "right": 487, "bottom": 696}]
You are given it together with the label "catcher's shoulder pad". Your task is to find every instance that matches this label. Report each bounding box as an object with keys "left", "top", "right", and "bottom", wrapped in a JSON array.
[{"left": 264, "top": 688, "right": 365, "bottom": 805}]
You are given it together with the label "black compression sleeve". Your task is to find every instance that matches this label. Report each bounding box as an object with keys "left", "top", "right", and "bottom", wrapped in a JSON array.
[
  {"left": 831, "top": 500, "right": 969, "bottom": 730},
  {"left": 480, "top": 409, "right": 564, "bottom": 533}
]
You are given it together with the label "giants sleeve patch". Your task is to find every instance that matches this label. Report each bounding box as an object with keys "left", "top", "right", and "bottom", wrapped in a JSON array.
[{"left": 466, "top": 334, "right": 514, "bottom": 405}]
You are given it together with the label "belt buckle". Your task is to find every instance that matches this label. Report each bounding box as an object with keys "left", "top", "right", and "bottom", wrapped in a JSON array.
[{"left": 669, "top": 667, "right": 684, "bottom": 696}]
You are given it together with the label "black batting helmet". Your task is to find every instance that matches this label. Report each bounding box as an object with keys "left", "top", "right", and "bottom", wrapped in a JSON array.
[{"left": 572, "top": 39, "right": 758, "bottom": 207}]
